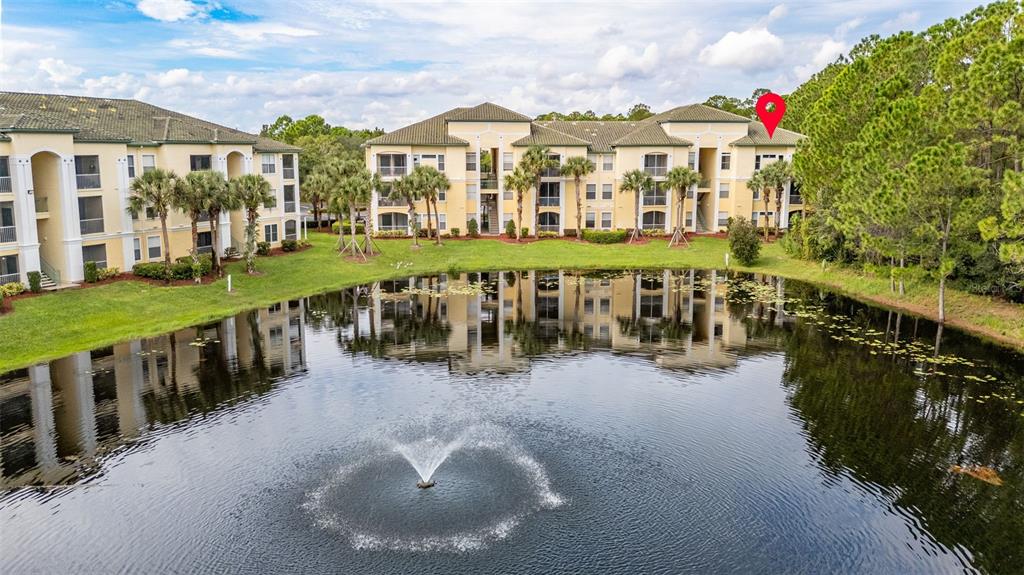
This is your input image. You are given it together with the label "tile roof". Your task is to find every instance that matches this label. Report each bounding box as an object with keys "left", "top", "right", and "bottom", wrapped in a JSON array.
[
  {"left": 511, "top": 124, "right": 591, "bottom": 148},
  {"left": 536, "top": 121, "right": 643, "bottom": 153},
  {"left": 363, "top": 108, "right": 470, "bottom": 146},
  {"left": 730, "top": 122, "right": 804, "bottom": 147},
  {"left": 647, "top": 103, "right": 751, "bottom": 123},
  {"left": 0, "top": 91, "right": 298, "bottom": 151},
  {"left": 448, "top": 102, "right": 533, "bottom": 122},
  {"left": 609, "top": 122, "right": 692, "bottom": 147}
]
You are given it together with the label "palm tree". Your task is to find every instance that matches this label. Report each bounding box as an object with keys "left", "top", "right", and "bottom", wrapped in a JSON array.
[
  {"left": 174, "top": 170, "right": 223, "bottom": 282},
  {"left": 417, "top": 166, "right": 449, "bottom": 246},
  {"left": 665, "top": 166, "right": 700, "bottom": 247},
  {"left": 322, "top": 158, "right": 365, "bottom": 255},
  {"left": 519, "top": 145, "right": 560, "bottom": 236},
  {"left": 229, "top": 173, "right": 273, "bottom": 274},
  {"left": 302, "top": 170, "right": 332, "bottom": 232},
  {"left": 200, "top": 171, "right": 237, "bottom": 277},
  {"left": 503, "top": 167, "right": 533, "bottom": 241},
  {"left": 395, "top": 170, "right": 427, "bottom": 247},
  {"left": 560, "top": 156, "right": 595, "bottom": 241},
  {"left": 747, "top": 170, "right": 769, "bottom": 241},
  {"left": 128, "top": 168, "right": 179, "bottom": 272},
  {"left": 761, "top": 159, "right": 793, "bottom": 237},
  {"left": 620, "top": 169, "right": 654, "bottom": 243},
  {"left": 335, "top": 167, "right": 379, "bottom": 259}
]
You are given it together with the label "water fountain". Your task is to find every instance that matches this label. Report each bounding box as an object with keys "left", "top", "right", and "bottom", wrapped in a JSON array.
[{"left": 393, "top": 436, "right": 464, "bottom": 489}]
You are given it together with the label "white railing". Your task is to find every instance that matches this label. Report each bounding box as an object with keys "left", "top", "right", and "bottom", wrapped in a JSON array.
[
  {"left": 76, "top": 174, "right": 101, "bottom": 189},
  {"left": 378, "top": 166, "right": 407, "bottom": 177},
  {"left": 284, "top": 201, "right": 296, "bottom": 213},
  {"left": 642, "top": 193, "right": 666, "bottom": 206},
  {"left": 539, "top": 196, "right": 560, "bottom": 207},
  {"left": 643, "top": 166, "right": 667, "bottom": 177},
  {"left": 0, "top": 226, "right": 15, "bottom": 243},
  {"left": 0, "top": 176, "right": 11, "bottom": 194},
  {"left": 0, "top": 272, "right": 19, "bottom": 284},
  {"left": 80, "top": 218, "right": 104, "bottom": 234}
]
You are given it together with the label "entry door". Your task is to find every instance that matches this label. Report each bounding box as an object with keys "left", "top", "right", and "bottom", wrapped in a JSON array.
[{"left": 481, "top": 195, "right": 496, "bottom": 234}]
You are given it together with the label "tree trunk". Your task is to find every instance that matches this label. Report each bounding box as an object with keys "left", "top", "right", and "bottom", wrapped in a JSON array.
[
  {"left": 629, "top": 190, "right": 641, "bottom": 243},
  {"left": 408, "top": 201, "right": 419, "bottom": 247},
  {"left": 774, "top": 186, "right": 783, "bottom": 237},
  {"left": 533, "top": 177, "right": 541, "bottom": 238},
  {"left": 190, "top": 217, "right": 201, "bottom": 284},
  {"left": 763, "top": 195, "right": 770, "bottom": 241},
  {"left": 575, "top": 177, "right": 583, "bottom": 241},
  {"left": 425, "top": 197, "right": 433, "bottom": 240},
  {"left": 938, "top": 213, "right": 951, "bottom": 324},
  {"left": 210, "top": 208, "right": 222, "bottom": 277},
  {"left": 898, "top": 256, "right": 905, "bottom": 296},
  {"left": 433, "top": 199, "right": 442, "bottom": 246},
  {"left": 244, "top": 211, "right": 257, "bottom": 274},
  {"left": 516, "top": 194, "right": 524, "bottom": 241},
  {"left": 160, "top": 212, "right": 172, "bottom": 269}
]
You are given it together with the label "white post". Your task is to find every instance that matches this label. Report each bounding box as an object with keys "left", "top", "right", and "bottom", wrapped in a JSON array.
[
  {"left": 227, "top": 274, "right": 232, "bottom": 293},
  {"left": 60, "top": 156, "right": 84, "bottom": 283},
  {"left": 11, "top": 156, "right": 41, "bottom": 284}
]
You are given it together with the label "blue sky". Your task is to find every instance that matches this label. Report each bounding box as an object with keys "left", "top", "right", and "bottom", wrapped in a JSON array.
[{"left": 0, "top": 0, "right": 975, "bottom": 132}]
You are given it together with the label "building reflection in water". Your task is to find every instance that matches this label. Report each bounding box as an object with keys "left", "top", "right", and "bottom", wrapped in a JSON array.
[{"left": 0, "top": 300, "right": 307, "bottom": 489}]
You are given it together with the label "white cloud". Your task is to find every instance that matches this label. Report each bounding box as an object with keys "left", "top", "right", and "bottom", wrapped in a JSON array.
[
  {"left": 883, "top": 11, "right": 921, "bottom": 31},
  {"left": 136, "top": 0, "right": 200, "bottom": 22},
  {"left": 597, "top": 43, "right": 660, "bottom": 80},
  {"left": 699, "top": 28, "right": 784, "bottom": 72},
  {"left": 835, "top": 17, "right": 864, "bottom": 37},
  {"left": 793, "top": 39, "right": 847, "bottom": 81},
  {"left": 766, "top": 4, "right": 788, "bottom": 23},
  {"left": 150, "top": 68, "right": 203, "bottom": 88},
  {"left": 38, "top": 58, "right": 84, "bottom": 85},
  {"left": 219, "top": 23, "right": 319, "bottom": 42}
]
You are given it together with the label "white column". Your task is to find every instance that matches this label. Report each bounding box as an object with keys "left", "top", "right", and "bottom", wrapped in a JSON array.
[
  {"left": 117, "top": 156, "right": 136, "bottom": 269},
  {"left": 243, "top": 155, "right": 254, "bottom": 175},
  {"left": 662, "top": 269, "right": 670, "bottom": 315},
  {"left": 557, "top": 271, "right": 565, "bottom": 331},
  {"left": 712, "top": 138, "right": 722, "bottom": 233},
  {"left": 559, "top": 180, "right": 565, "bottom": 235},
  {"left": 692, "top": 141, "right": 701, "bottom": 233},
  {"left": 664, "top": 153, "right": 673, "bottom": 233},
  {"left": 11, "top": 155, "right": 40, "bottom": 283},
  {"left": 60, "top": 156, "right": 84, "bottom": 283},
  {"left": 212, "top": 155, "right": 232, "bottom": 253},
  {"left": 370, "top": 154, "right": 380, "bottom": 229},
  {"left": 781, "top": 153, "right": 793, "bottom": 228},
  {"left": 28, "top": 364, "right": 58, "bottom": 474}
]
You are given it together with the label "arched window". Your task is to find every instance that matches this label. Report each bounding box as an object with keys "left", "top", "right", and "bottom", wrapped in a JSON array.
[
  {"left": 538, "top": 212, "right": 560, "bottom": 232},
  {"left": 284, "top": 219, "right": 297, "bottom": 240},
  {"left": 379, "top": 212, "right": 409, "bottom": 231},
  {"left": 642, "top": 210, "right": 665, "bottom": 230}
]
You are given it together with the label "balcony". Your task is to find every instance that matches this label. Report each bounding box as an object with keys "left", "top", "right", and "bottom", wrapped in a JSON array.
[
  {"left": 377, "top": 196, "right": 403, "bottom": 207},
  {"left": 79, "top": 218, "right": 104, "bottom": 235},
  {"left": 378, "top": 166, "right": 407, "bottom": 177},
  {"left": 284, "top": 201, "right": 296, "bottom": 213},
  {"left": 0, "top": 271, "right": 18, "bottom": 284},
  {"left": 789, "top": 194, "right": 804, "bottom": 205},
  {"left": 480, "top": 175, "right": 499, "bottom": 190},
  {"left": 540, "top": 168, "right": 560, "bottom": 178},
  {"left": 643, "top": 166, "right": 667, "bottom": 177},
  {"left": 0, "top": 226, "right": 15, "bottom": 243},
  {"left": 283, "top": 168, "right": 295, "bottom": 180},
  {"left": 76, "top": 174, "right": 101, "bottom": 190},
  {"left": 0, "top": 176, "right": 11, "bottom": 194},
  {"left": 539, "top": 196, "right": 560, "bottom": 207},
  {"left": 641, "top": 192, "right": 667, "bottom": 206}
]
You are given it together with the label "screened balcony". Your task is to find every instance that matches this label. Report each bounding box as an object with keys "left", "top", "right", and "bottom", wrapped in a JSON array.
[{"left": 643, "top": 154, "right": 667, "bottom": 177}]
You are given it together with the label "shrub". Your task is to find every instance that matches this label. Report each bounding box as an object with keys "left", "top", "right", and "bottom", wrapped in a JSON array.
[
  {"left": 728, "top": 217, "right": 761, "bottom": 265},
  {"left": 27, "top": 271, "right": 41, "bottom": 293},
  {"left": 781, "top": 214, "right": 804, "bottom": 257},
  {"left": 451, "top": 228, "right": 461, "bottom": 237},
  {"left": 0, "top": 282, "right": 25, "bottom": 297},
  {"left": 505, "top": 219, "right": 517, "bottom": 237},
  {"left": 581, "top": 229, "right": 627, "bottom": 244},
  {"left": 642, "top": 228, "right": 667, "bottom": 237},
  {"left": 281, "top": 239, "right": 299, "bottom": 252},
  {"left": 563, "top": 228, "right": 577, "bottom": 238},
  {"left": 375, "top": 230, "right": 407, "bottom": 238},
  {"left": 97, "top": 267, "right": 120, "bottom": 281},
  {"left": 467, "top": 218, "right": 479, "bottom": 238},
  {"left": 137, "top": 255, "right": 213, "bottom": 281},
  {"left": 298, "top": 240, "right": 312, "bottom": 249},
  {"left": 256, "top": 241, "right": 271, "bottom": 256},
  {"left": 520, "top": 227, "right": 530, "bottom": 238},
  {"left": 133, "top": 262, "right": 168, "bottom": 280},
  {"left": 333, "top": 221, "right": 365, "bottom": 235},
  {"left": 84, "top": 261, "right": 99, "bottom": 283},
  {"left": 538, "top": 231, "right": 559, "bottom": 238}
]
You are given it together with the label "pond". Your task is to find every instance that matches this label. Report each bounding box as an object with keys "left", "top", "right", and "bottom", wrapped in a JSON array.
[{"left": 1, "top": 270, "right": 1022, "bottom": 574}]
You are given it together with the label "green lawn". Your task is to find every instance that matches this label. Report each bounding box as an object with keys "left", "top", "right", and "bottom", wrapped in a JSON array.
[{"left": 1, "top": 232, "right": 1021, "bottom": 372}]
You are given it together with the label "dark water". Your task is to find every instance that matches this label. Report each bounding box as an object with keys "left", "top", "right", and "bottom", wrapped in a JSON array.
[{"left": 1, "top": 270, "right": 1022, "bottom": 574}]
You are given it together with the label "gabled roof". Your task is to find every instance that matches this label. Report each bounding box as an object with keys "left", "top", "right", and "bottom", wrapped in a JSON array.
[
  {"left": 730, "top": 122, "right": 804, "bottom": 147},
  {"left": 448, "top": 102, "right": 532, "bottom": 123},
  {"left": 647, "top": 103, "right": 751, "bottom": 124},
  {"left": 364, "top": 108, "right": 470, "bottom": 147},
  {"left": 511, "top": 124, "right": 591, "bottom": 148},
  {"left": 536, "top": 121, "right": 643, "bottom": 153},
  {"left": 609, "top": 122, "right": 692, "bottom": 147},
  {"left": 0, "top": 91, "right": 296, "bottom": 151}
]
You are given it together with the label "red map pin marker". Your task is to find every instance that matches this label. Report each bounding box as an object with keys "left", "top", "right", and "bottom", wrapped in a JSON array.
[{"left": 755, "top": 92, "right": 786, "bottom": 139}]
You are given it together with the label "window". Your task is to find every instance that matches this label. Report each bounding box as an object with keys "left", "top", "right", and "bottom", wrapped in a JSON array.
[
  {"left": 584, "top": 298, "right": 594, "bottom": 314},
  {"left": 755, "top": 154, "right": 779, "bottom": 170},
  {"left": 0, "top": 156, "right": 10, "bottom": 194},
  {"left": 642, "top": 181, "right": 667, "bottom": 205},
  {"left": 438, "top": 187, "right": 446, "bottom": 202},
  {"left": 538, "top": 212, "right": 559, "bottom": 232},
  {"left": 437, "top": 213, "right": 447, "bottom": 231},
  {"left": 542, "top": 154, "right": 561, "bottom": 178},
  {"left": 587, "top": 153, "right": 597, "bottom": 167},
  {"left": 719, "top": 184, "right": 730, "bottom": 198},
  {"left": 643, "top": 153, "right": 667, "bottom": 177},
  {"left": 600, "top": 212, "right": 612, "bottom": 229},
  {"left": 599, "top": 298, "right": 610, "bottom": 314},
  {"left": 437, "top": 154, "right": 445, "bottom": 171},
  {"left": 717, "top": 211, "right": 729, "bottom": 228},
  {"left": 142, "top": 155, "right": 155, "bottom": 174},
  {"left": 586, "top": 183, "right": 596, "bottom": 200},
  {"left": 197, "top": 231, "right": 213, "bottom": 254},
  {"left": 602, "top": 183, "right": 613, "bottom": 200},
  {"left": 0, "top": 202, "right": 14, "bottom": 243},
  {"left": 264, "top": 223, "right": 279, "bottom": 243},
  {"left": 378, "top": 154, "right": 407, "bottom": 176},
  {"left": 190, "top": 155, "right": 212, "bottom": 171},
  {"left": 602, "top": 155, "right": 613, "bottom": 171},
  {"left": 0, "top": 254, "right": 18, "bottom": 284},
  {"left": 751, "top": 211, "right": 774, "bottom": 225},
  {"left": 790, "top": 181, "right": 803, "bottom": 205},
  {"left": 642, "top": 211, "right": 666, "bottom": 230},
  {"left": 78, "top": 196, "right": 104, "bottom": 234},
  {"left": 127, "top": 155, "right": 136, "bottom": 179},
  {"left": 147, "top": 236, "right": 161, "bottom": 259},
  {"left": 284, "top": 185, "right": 296, "bottom": 213},
  {"left": 133, "top": 238, "right": 141, "bottom": 261},
  {"left": 503, "top": 213, "right": 514, "bottom": 230},
  {"left": 687, "top": 151, "right": 696, "bottom": 169},
  {"left": 686, "top": 211, "right": 694, "bottom": 227},
  {"left": 261, "top": 154, "right": 276, "bottom": 174},
  {"left": 74, "top": 155, "right": 101, "bottom": 189},
  {"left": 82, "top": 244, "right": 108, "bottom": 270},
  {"left": 264, "top": 193, "right": 277, "bottom": 209},
  {"left": 145, "top": 206, "right": 158, "bottom": 219},
  {"left": 285, "top": 220, "right": 297, "bottom": 240},
  {"left": 282, "top": 154, "right": 295, "bottom": 179},
  {"left": 585, "top": 212, "right": 596, "bottom": 229},
  {"left": 502, "top": 152, "right": 513, "bottom": 171},
  {"left": 753, "top": 188, "right": 760, "bottom": 200},
  {"left": 466, "top": 152, "right": 477, "bottom": 172},
  {"left": 539, "top": 182, "right": 559, "bottom": 206},
  {"left": 467, "top": 184, "right": 478, "bottom": 202},
  {"left": 720, "top": 153, "right": 731, "bottom": 170}
]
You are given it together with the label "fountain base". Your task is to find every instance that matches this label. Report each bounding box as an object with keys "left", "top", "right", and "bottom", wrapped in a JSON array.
[{"left": 416, "top": 479, "right": 436, "bottom": 489}]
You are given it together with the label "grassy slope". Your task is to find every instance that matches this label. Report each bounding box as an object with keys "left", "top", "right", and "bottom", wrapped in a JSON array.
[{"left": 1, "top": 232, "right": 1021, "bottom": 372}]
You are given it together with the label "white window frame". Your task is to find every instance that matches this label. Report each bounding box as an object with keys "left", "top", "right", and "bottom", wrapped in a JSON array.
[
  {"left": 264, "top": 223, "right": 279, "bottom": 243},
  {"left": 718, "top": 184, "right": 729, "bottom": 198},
  {"left": 467, "top": 183, "right": 478, "bottom": 202},
  {"left": 600, "top": 212, "right": 612, "bottom": 229},
  {"left": 502, "top": 152, "right": 513, "bottom": 171},
  {"left": 585, "top": 212, "right": 596, "bottom": 229},
  {"left": 147, "top": 235, "right": 161, "bottom": 259},
  {"left": 586, "top": 183, "right": 596, "bottom": 200},
  {"left": 466, "top": 152, "right": 477, "bottom": 172},
  {"left": 602, "top": 155, "right": 614, "bottom": 171},
  {"left": 720, "top": 153, "right": 731, "bottom": 170},
  {"left": 142, "top": 155, "right": 156, "bottom": 174},
  {"left": 261, "top": 153, "right": 276, "bottom": 174},
  {"left": 133, "top": 237, "right": 141, "bottom": 261},
  {"left": 601, "top": 183, "right": 613, "bottom": 200},
  {"left": 127, "top": 155, "right": 136, "bottom": 179}
]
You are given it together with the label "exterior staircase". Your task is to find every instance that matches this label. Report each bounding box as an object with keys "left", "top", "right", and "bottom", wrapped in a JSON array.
[{"left": 38, "top": 271, "right": 58, "bottom": 290}]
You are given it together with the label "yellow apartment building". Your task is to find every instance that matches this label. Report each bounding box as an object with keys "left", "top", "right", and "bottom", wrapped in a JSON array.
[
  {"left": 364, "top": 102, "right": 803, "bottom": 238},
  {"left": 0, "top": 92, "right": 300, "bottom": 288}
]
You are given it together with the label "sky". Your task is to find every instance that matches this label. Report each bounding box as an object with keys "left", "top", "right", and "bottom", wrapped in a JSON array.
[{"left": 0, "top": 0, "right": 977, "bottom": 133}]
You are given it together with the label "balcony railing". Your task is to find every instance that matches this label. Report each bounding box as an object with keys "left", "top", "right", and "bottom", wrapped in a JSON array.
[
  {"left": 283, "top": 168, "right": 296, "bottom": 180},
  {"left": 0, "top": 226, "right": 15, "bottom": 243},
  {"left": 539, "top": 196, "right": 560, "bottom": 207},
  {"left": 0, "top": 272, "right": 19, "bottom": 284},
  {"left": 480, "top": 176, "right": 499, "bottom": 190},
  {"left": 377, "top": 196, "right": 403, "bottom": 207},
  {"left": 34, "top": 196, "right": 48, "bottom": 212},
  {"left": 789, "top": 194, "right": 804, "bottom": 205},
  {"left": 197, "top": 245, "right": 213, "bottom": 255},
  {"left": 538, "top": 224, "right": 559, "bottom": 233},
  {"left": 76, "top": 174, "right": 101, "bottom": 190},
  {"left": 541, "top": 168, "right": 560, "bottom": 178},
  {"left": 643, "top": 166, "right": 667, "bottom": 177},
  {"left": 0, "top": 176, "right": 11, "bottom": 194},
  {"left": 80, "top": 218, "right": 104, "bottom": 234},
  {"left": 641, "top": 193, "right": 667, "bottom": 206},
  {"left": 284, "top": 201, "right": 296, "bottom": 213},
  {"left": 378, "top": 166, "right": 407, "bottom": 177}
]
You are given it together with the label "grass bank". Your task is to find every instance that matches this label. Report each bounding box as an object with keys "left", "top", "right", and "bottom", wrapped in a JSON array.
[{"left": 1, "top": 232, "right": 1021, "bottom": 372}]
